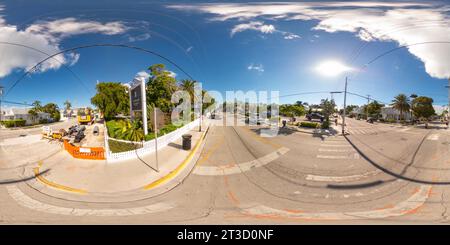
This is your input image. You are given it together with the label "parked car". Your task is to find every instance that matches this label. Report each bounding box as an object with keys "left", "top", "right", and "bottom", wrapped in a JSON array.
[
  {"left": 306, "top": 113, "right": 324, "bottom": 122},
  {"left": 367, "top": 117, "right": 375, "bottom": 123}
]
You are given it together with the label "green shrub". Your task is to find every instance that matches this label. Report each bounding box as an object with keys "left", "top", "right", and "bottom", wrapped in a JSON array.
[
  {"left": 0, "top": 119, "right": 26, "bottom": 128},
  {"left": 39, "top": 118, "right": 49, "bottom": 124},
  {"left": 299, "top": 121, "right": 319, "bottom": 128},
  {"left": 387, "top": 118, "right": 396, "bottom": 123}
]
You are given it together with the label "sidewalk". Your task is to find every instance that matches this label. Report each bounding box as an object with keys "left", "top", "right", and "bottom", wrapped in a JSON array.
[{"left": 27, "top": 126, "right": 207, "bottom": 201}]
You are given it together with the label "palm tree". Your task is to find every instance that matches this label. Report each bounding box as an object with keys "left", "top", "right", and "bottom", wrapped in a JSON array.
[
  {"left": 31, "top": 100, "right": 42, "bottom": 112},
  {"left": 179, "top": 79, "right": 197, "bottom": 103},
  {"left": 64, "top": 100, "right": 72, "bottom": 110},
  {"left": 391, "top": 94, "right": 410, "bottom": 120},
  {"left": 110, "top": 120, "right": 144, "bottom": 142}
]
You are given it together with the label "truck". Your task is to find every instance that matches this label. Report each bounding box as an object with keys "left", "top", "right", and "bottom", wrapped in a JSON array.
[{"left": 77, "top": 108, "right": 94, "bottom": 125}]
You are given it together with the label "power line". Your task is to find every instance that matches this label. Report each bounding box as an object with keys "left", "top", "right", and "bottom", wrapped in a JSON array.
[{"left": 4, "top": 43, "right": 195, "bottom": 98}]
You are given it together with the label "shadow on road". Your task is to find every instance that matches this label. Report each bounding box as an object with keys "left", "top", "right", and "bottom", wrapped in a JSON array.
[
  {"left": 0, "top": 168, "right": 50, "bottom": 185},
  {"left": 326, "top": 179, "right": 395, "bottom": 189},
  {"left": 344, "top": 135, "right": 450, "bottom": 185}
]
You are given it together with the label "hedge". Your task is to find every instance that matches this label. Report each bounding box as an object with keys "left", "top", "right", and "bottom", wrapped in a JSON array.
[
  {"left": 299, "top": 121, "right": 319, "bottom": 128},
  {"left": 0, "top": 119, "right": 26, "bottom": 128}
]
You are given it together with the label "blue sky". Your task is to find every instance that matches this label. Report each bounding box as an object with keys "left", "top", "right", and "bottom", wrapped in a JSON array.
[{"left": 0, "top": 0, "right": 449, "bottom": 110}]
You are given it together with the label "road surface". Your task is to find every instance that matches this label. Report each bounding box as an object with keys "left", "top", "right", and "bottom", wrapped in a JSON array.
[{"left": 0, "top": 119, "right": 449, "bottom": 224}]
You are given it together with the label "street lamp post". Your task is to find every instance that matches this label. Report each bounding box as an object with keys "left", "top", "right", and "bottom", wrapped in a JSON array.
[
  {"left": 446, "top": 78, "right": 450, "bottom": 126},
  {"left": 342, "top": 77, "right": 348, "bottom": 135},
  {"left": 0, "top": 85, "right": 3, "bottom": 122}
]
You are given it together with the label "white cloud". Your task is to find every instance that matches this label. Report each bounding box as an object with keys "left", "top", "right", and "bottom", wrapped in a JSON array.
[
  {"left": 167, "top": 70, "right": 177, "bottom": 77},
  {"left": 135, "top": 71, "right": 150, "bottom": 80},
  {"left": 186, "top": 46, "right": 193, "bottom": 52},
  {"left": 128, "top": 33, "right": 151, "bottom": 42},
  {"left": 26, "top": 18, "right": 128, "bottom": 41},
  {"left": 231, "top": 21, "right": 275, "bottom": 37},
  {"left": 0, "top": 9, "right": 129, "bottom": 78},
  {"left": 283, "top": 33, "right": 300, "bottom": 40},
  {"left": 247, "top": 63, "right": 264, "bottom": 72},
  {"left": 168, "top": 2, "right": 450, "bottom": 79}
]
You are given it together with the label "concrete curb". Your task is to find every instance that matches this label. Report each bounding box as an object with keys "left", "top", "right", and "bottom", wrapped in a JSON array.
[{"left": 25, "top": 126, "right": 211, "bottom": 203}]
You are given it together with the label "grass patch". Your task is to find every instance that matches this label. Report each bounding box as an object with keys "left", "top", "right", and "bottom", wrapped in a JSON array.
[{"left": 108, "top": 139, "right": 141, "bottom": 153}]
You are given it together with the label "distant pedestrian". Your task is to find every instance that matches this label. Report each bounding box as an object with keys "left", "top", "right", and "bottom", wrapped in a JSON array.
[{"left": 335, "top": 118, "right": 338, "bottom": 126}]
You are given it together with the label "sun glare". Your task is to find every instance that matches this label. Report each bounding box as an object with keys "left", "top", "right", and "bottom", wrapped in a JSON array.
[{"left": 315, "top": 60, "right": 352, "bottom": 77}]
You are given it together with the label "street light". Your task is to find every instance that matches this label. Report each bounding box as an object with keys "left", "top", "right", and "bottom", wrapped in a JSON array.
[
  {"left": 0, "top": 85, "right": 3, "bottom": 121},
  {"left": 315, "top": 60, "right": 353, "bottom": 135}
]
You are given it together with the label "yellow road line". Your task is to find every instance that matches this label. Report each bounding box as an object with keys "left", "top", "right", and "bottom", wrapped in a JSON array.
[
  {"left": 33, "top": 167, "right": 87, "bottom": 194},
  {"left": 143, "top": 128, "right": 208, "bottom": 190}
]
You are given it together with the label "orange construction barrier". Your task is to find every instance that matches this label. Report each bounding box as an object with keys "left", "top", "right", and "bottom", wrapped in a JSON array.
[{"left": 63, "top": 140, "right": 105, "bottom": 160}]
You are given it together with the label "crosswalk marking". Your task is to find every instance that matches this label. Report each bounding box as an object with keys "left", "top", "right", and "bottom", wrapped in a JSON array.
[
  {"left": 318, "top": 148, "right": 355, "bottom": 152},
  {"left": 316, "top": 155, "right": 350, "bottom": 159},
  {"left": 320, "top": 144, "right": 352, "bottom": 147},
  {"left": 427, "top": 134, "right": 439, "bottom": 140}
]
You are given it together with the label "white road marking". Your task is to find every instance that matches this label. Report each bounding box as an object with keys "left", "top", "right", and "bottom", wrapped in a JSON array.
[
  {"left": 316, "top": 155, "right": 350, "bottom": 159},
  {"left": 318, "top": 148, "right": 355, "bottom": 152},
  {"left": 193, "top": 147, "right": 290, "bottom": 176},
  {"left": 241, "top": 185, "right": 431, "bottom": 220},
  {"left": 316, "top": 153, "right": 359, "bottom": 159},
  {"left": 427, "top": 134, "right": 439, "bottom": 141},
  {"left": 319, "top": 144, "right": 352, "bottom": 147},
  {"left": 6, "top": 185, "right": 174, "bottom": 216},
  {"left": 305, "top": 170, "right": 380, "bottom": 182}
]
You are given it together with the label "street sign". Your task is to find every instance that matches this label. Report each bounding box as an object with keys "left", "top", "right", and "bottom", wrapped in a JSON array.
[
  {"left": 129, "top": 77, "right": 148, "bottom": 135},
  {"left": 131, "top": 84, "right": 143, "bottom": 111}
]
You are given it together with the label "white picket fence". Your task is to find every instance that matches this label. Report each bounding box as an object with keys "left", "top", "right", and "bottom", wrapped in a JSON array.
[{"left": 104, "top": 119, "right": 201, "bottom": 163}]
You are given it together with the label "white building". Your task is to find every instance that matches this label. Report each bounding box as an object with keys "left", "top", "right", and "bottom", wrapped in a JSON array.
[
  {"left": 381, "top": 106, "right": 412, "bottom": 121},
  {"left": 1, "top": 107, "right": 50, "bottom": 125}
]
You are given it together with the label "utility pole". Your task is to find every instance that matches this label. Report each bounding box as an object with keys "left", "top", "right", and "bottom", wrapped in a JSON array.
[
  {"left": 342, "top": 77, "right": 348, "bottom": 135},
  {"left": 154, "top": 108, "right": 159, "bottom": 172},
  {"left": 446, "top": 78, "right": 450, "bottom": 125},
  {"left": 366, "top": 95, "right": 371, "bottom": 120},
  {"left": 0, "top": 85, "right": 3, "bottom": 121}
]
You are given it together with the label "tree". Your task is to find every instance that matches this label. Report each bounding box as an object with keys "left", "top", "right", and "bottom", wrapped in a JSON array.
[
  {"left": 91, "top": 82, "right": 129, "bottom": 120},
  {"left": 345, "top": 105, "right": 358, "bottom": 114},
  {"left": 31, "top": 101, "right": 42, "bottom": 112},
  {"left": 391, "top": 94, "right": 410, "bottom": 120},
  {"left": 320, "top": 98, "right": 336, "bottom": 121},
  {"left": 42, "top": 103, "right": 60, "bottom": 122},
  {"left": 64, "top": 100, "right": 72, "bottom": 111},
  {"left": 411, "top": 96, "right": 435, "bottom": 125},
  {"left": 146, "top": 64, "right": 178, "bottom": 113},
  {"left": 280, "top": 104, "right": 305, "bottom": 117},
  {"left": 179, "top": 79, "right": 197, "bottom": 104},
  {"left": 366, "top": 101, "right": 384, "bottom": 118}
]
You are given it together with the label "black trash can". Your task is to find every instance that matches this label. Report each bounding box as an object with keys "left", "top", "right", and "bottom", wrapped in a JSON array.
[{"left": 182, "top": 134, "right": 192, "bottom": 150}]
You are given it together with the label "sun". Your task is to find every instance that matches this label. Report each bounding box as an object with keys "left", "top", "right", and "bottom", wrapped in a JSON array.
[{"left": 315, "top": 60, "right": 353, "bottom": 77}]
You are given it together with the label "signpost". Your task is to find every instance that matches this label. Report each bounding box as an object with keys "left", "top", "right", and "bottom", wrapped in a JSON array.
[{"left": 130, "top": 77, "right": 148, "bottom": 135}]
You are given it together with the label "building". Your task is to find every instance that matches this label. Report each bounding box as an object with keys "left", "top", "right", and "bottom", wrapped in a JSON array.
[
  {"left": 0, "top": 107, "right": 51, "bottom": 125},
  {"left": 381, "top": 106, "right": 412, "bottom": 121}
]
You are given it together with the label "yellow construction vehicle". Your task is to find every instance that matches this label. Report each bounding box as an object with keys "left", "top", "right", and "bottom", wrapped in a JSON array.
[{"left": 77, "top": 108, "right": 94, "bottom": 125}]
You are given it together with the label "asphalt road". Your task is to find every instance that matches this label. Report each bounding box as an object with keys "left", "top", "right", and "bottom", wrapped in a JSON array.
[{"left": 0, "top": 118, "right": 449, "bottom": 224}]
